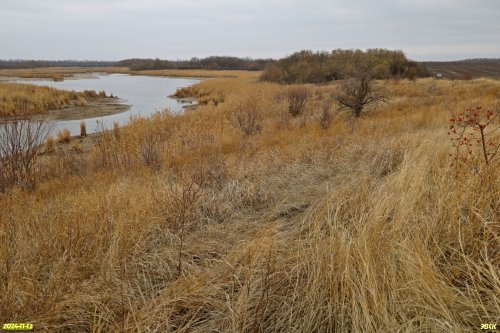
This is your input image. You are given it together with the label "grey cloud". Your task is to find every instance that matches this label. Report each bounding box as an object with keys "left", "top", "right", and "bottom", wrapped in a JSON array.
[{"left": 0, "top": 0, "right": 499, "bottom": 60}]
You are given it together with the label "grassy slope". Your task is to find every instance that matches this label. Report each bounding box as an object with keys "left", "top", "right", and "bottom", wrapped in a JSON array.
[{"left": 0, "top": 75, "right": 499, "bottom": 332}]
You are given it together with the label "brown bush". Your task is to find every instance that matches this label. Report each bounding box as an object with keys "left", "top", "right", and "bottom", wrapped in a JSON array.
[
  {"left": 236, "top": 96, "right": 262, "bottom": 136},
  {"left": 139, "top": 132, "right": 163, "bottom": 170},
  {"left": 318, "top": 100, "right": 334, "bottom": 129},
  {"left": 113, "top": 122, "right": 121, "bottom": 141},
  {"left": 45, "top": 135, "right": 56, "bottom": 154},
  {"left": 260, "top": 63, "right": 286, "bottom": 83},
  {"left": 462, "top": 71, "right": 473, "bottom": 80},
  {"left": 334, "top": 62, "right": 389, "bottom": 118},
  {"left": 0, "top": 113, "right": 49, "bottom": 191},
  {"left": 260, "top": 48, "right": 427, "bottom": 83},
  {"left": 287, "top": 86, "right": 309, "bottom": 117},
  {"left": 80, "top": 121, "right": 87, "bottom": 138},
  {"left": 57, "top": 128, "right": 71, "bottom": 143}
]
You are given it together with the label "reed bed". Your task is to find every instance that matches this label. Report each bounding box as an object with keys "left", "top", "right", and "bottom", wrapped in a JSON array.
[
  {"left": 0, "top": 83, "right": 105, "bottom": 116},
  {"left": 0, "top": 67, "right": 258, "bottom": 80},
  {"left": 0, "top": 75, "right": 499, "bottom": 332}
]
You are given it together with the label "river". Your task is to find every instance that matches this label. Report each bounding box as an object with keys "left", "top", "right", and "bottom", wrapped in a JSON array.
[{"left": 13, "top": 73, "right": 200, "bottom": 135}]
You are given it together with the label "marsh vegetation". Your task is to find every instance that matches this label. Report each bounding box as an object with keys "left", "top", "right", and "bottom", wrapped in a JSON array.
[
  {"left": 0, "top": 82, "right": 105, "bottom": 117},
  {"left": 0, "top": 64, "right": 499, "bottom": 332}
]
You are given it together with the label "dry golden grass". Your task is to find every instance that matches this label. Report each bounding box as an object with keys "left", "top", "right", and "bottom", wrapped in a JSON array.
[
  {"left": 80, "top": 121, "right": 87, "bottom": 138},
  {"left": 57, "top": 128, "right": 71, "bottom": 143},
  {"left": 45, "top": 135, "right": 56, "bottom": 154},
  {"left": 0, "top": 67, "right": 260, "bottom": 80},
  {"left": 133, "top": 69, "right": 261, "bottom": 79},
  {"left": 0, "top": 82, "right": 92, "bottom": 116},
  {"left": 0, "top": 75, "right": 499, "bottom": 332},
  {"left": 0, "top": 67, "right": 127, "bottom": 79}
]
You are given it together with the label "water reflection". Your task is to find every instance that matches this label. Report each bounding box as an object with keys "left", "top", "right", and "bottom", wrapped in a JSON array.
[{"left": 13, "top": 73, "right": 200, "bottom": 135}]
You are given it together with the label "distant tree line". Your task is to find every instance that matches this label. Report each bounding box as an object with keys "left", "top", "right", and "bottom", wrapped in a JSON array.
[
  {"left": 116, "top": 56, "right": 273, "bottom": 71},
  {"left": 0, "top": 60, "right": 116, "bottom": 69},
  {"left": 260, "top": 49, "right": 430, "bottom": 83},
  {"left": 1, "top": 50, "right": 431, "bottom": 81}
]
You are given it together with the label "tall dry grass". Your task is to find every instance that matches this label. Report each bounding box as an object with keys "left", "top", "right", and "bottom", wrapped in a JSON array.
[
  {"left": 0, "top": 76, "right": 499, "bottom": 332},
  {"left": 0, "top": 67, "right": 127, "bottom": 79},
  {"left": 0, "top": 67, "right": 259, "bottom": 80},
  {"left": 0, "top": 83, "right": 93, "bottom": 116}
]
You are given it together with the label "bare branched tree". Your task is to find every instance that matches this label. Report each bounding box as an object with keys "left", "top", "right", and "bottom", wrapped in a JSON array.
[
  {"left": 0, "top": 111, "right": 50, "bottom": 192},
  {"left": 334, "top": 61, "right": 389, "bottom": 118}
]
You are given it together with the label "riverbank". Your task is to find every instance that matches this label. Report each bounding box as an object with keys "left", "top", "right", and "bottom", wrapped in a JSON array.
[
  {"left": 0, "top": 73, "right": 101, "bottom": 82},
  {"left": 0, "top": 67, "right": 260, "bottom": 80},
  {"left": 2, "top": 73, "right": 201, "bottom": 135},
  {"left": 0, "top": 81, "right": 110, "bottom": 117},
  {"left": 39, "top": 97, "right": 129, "bottom": 121}
]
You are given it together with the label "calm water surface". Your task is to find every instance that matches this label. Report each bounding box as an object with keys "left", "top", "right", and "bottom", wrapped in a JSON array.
[{"left": 15, "top": 73, "right": 200, "bottom": 135}]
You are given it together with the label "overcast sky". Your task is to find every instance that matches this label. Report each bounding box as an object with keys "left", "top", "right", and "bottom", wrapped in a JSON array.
[{"left": 1, "top": 0, "right": 499, "bottom": 61}]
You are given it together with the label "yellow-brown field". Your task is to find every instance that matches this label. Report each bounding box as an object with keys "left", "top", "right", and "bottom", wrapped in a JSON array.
[
  {"left": 0, "top": 74, "right": 499, "bottom": 332},
  {"left": 0, "top": 67, "right": 260, "bottom": 80},
  {"left": 0, "top": 82, "right": 104, "bottom": 116},
  {"left": 0, "top": 67, "right": 128, "bottom": 79}
]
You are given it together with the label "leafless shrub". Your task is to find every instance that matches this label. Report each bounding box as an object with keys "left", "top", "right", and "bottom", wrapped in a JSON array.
[
  {"left": 287, "top": 87, "right": 309, "bottom": 117},
  {"left": 334, "top": 62, "right": 389, "bottom": 118},
  {"left": 139, "top": 132, "right": 163, "bottom": 170},
  {"left": 154, "top": 169, "right": 206, "bottom": 276},
  {"left": 0, "top": 112, "right": 50, "bottom": 192},
  {"left": 236, "top": 96, "right": 262, "bottom": 136},
  {"left": 334, "top": 77, "right": 388, "bottom": 118},
  {"left": 448, "top": 106, "right": 499, "bottom": 219},
  {"left": 56, "top": 149, "right": 89, "bottom": 178}
]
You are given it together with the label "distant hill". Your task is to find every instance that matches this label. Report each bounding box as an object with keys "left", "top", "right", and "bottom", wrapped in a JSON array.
[{"left": 422, "top": 59, "right": 500, "bottom": 79}]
